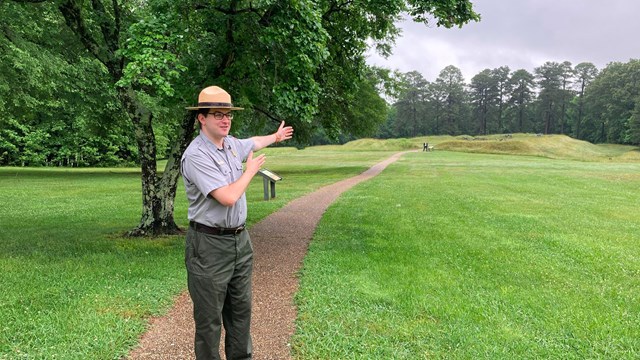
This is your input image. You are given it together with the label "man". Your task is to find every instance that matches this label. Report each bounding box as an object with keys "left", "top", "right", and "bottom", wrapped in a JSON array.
[{"left": 181, "top": 86, "right": 293, "bottom": 359}]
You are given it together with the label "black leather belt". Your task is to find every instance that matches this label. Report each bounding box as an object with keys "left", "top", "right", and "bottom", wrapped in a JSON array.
[{"left": 189, "top": 221, "right": 245, "bottom": 235}]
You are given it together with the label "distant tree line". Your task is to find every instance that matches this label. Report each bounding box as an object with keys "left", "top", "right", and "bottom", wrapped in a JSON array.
[{"left": 378, "top": 59, "right": 640, "bottom": 145}]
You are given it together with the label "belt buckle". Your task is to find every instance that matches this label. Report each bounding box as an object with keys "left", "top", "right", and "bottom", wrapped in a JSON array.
[{"left": 234, "top": 226, "right": 244, "bottom": 235}]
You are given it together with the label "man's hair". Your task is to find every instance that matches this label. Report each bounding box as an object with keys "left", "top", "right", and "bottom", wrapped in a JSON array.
[{"left": 195, "top": 108, "right": 209, "bottom": 129}]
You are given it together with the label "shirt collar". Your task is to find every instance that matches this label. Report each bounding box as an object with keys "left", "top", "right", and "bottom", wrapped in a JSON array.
[{"left": 198, "top": 132, "right": 230, "bottom": 152}]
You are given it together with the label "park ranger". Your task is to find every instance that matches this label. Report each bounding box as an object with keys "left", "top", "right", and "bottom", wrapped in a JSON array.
[{"left": 181, "top": 86, "right": 293, "bottom": 360}]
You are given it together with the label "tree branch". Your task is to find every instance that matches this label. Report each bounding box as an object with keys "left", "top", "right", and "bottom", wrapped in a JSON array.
[
  {"left": 90, "top": 0, "right": 118, "bottom": 56},
  {"left": 112, "top": 0, "right": 121, "bottom": 44},
  {"left": 58, "top": 0, "right": 122, "bottom": 79},
  {"left": 112, "top": 0, "right": 124, "bottom": 73},
  {"left": 323, "top": 0, "right": 354, "bottom": 21},
  {"left": 191, "top": 1, "right": 269, "bottom": 22},
  {"left": 58, "top": 0, "right": 106, "bottom": 66},
  {"left": 190, "top": 0, "right": 256, "bottom": 14},
  {"left": 1, "top": 22, "right": 17, "bottom": 44},
  {"left": 252, "top": 106, "right": 283, "bottom": 124},
  {"left": 212, "top": 0, "right": 259, "bottom": 16}
]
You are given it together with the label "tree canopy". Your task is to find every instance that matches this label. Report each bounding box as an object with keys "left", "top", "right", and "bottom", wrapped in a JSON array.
[{"left": 1, "top": 0, "right": 480, "bottom": 235}]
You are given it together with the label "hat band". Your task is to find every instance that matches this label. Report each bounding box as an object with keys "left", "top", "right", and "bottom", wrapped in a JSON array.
[{"left": 198, "top": 102, "right": 234, "bottom": 107}]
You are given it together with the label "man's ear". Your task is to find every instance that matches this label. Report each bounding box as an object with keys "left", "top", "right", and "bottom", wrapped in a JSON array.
[{"left": 196, "top": 114, "right": 206, "bottom": 127}]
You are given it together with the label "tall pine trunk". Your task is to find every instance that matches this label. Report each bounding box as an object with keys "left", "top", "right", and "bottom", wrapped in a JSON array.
[
  {"left": 576, "top": 82, "right": 586, "bottom": 139},
  {"left": 545, "top": 100, "right": 553, "bottom": 134}
]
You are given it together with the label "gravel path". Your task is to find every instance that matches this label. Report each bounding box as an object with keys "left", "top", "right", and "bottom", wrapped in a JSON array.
[{"left": 126, "top": 151, "right": 411, "bottom": 359}]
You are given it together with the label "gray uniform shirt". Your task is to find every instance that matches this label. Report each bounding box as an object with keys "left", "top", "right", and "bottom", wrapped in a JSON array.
[{"left": 181, "top": 133, "right": 255, "bottom": 228}]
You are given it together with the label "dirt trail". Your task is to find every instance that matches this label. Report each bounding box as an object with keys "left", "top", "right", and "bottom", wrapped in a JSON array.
[{"left": 126, "top": 151, "right": 411, "bottom": 359}]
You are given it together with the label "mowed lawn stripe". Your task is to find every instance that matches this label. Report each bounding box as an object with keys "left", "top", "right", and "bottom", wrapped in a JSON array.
[{"left": 293, "top": 151, "right": 640, "bottom": 359}]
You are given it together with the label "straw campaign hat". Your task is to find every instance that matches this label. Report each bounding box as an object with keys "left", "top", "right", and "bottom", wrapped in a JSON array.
[{"left": 185, "top": 86, "right": 244, "bottom": 110}]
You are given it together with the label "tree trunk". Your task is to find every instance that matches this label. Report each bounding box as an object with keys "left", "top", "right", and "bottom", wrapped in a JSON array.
[
  {"left": 157, "top": 112, "right": 197, "bottom": 232},
  {"left": 126, "top": 91, "right": 162, "bottom": 236},
  {"left": 115, "top": 88, "right": 193, "bottom": 236},
  {"left": 576, "top": 101, "right": 583, "bottom": 139},
  {"left": 482, "top": 100, "right": 487, "bottom": 135},
  {"left": 128, "top": 107, "right": 197, "bottom": 236},
  {"left": 576, "top": 81, "right": 586, "bottom": 139},
  {"left": 518, "top": 92, "right": 525, "bottom": 132},
  {"left": 498, "top": 94, "right": 503, "bottom": 132},
  {"left": 545, "top": 100, "right": 553, "bottom": 134},
  {"left": 518, "top": 105, "right": 524, "bottom": 132},
  {"left": 560, "top": 98, "right": 566, "bottom": 134}
]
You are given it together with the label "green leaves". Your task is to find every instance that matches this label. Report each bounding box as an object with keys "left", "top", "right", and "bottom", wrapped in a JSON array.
[
  {"left": 406, "top": 0, "right": 480, "bottom": 28},
  {"left": 4, "top": 0, "right": 485, "bottom": 154},
  {"left": 0, "top": 1, "right": 137, "bottom": 166},
  {"left": 116, "top": 17, "right": 187, "bottom": 97},
  {"left": 584, "top": 60, "right": 640, "bottom": 144},
  {"left": 255, "top": 1, "right": 330, "bottom": 122}
]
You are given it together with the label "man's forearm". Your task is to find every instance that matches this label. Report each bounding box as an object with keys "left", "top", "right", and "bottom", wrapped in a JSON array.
[
  {"left": 251, "top": 121, "right": 293, "bottom": 150},
  {"left": 209, "top": 171, "right": 256, "bottom": 207},
  {"left": 251, "top": 133, "right": 278, "bottom": 151}
]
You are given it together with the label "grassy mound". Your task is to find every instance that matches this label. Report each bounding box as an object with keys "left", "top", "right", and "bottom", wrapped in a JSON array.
[
  {"left": 435, "top": 134, "right": 640, "bottom": 162},
  {"left": 311, "top": 134, "right": 638, "bottom": 162},
  {"left": 340, "top": 136, "right": 460, "bottom": 151},
  {"left": 341, "top": 138, "right": 417, "bottom": 151}
]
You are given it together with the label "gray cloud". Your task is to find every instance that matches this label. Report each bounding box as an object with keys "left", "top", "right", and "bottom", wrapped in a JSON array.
[{"left": 367, "top": 0, "right": 640, "bottom": 81}]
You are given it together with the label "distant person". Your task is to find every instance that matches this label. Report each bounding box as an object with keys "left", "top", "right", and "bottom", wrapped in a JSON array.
[{"left": 181, "top": 86, "right": 293, "bottom": 360}]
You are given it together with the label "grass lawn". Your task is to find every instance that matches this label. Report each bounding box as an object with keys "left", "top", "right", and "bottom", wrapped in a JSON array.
[
  {"left": 0, "top": 167, "right": 184, "bottom": 359},
  {"left": 0, "top": 147, "right": 393, "bottom": 359},
  {"left": 1, "top": 134, "right": 639, "bottom": 359},
  {"left": 293, "top": 150, "right": 640, "bottom": 359}
]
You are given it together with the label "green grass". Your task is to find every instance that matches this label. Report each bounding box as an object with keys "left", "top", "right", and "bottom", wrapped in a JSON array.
[
  {"left": 293, "top": 151, "right": 640, "bottom": 359},
  {"left": 0, "top": 168, "right": 185, "bottom": 359},
  {"left": 2, "top": 136, "right": 639, "bottom": 359},
  {"left": 0, "top": 147, "right": 393, "bottom": 359}
]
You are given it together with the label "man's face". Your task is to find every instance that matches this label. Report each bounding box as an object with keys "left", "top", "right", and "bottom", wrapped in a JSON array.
[{"left": 200, "top": 110, "right": 233, "bottom": 139}]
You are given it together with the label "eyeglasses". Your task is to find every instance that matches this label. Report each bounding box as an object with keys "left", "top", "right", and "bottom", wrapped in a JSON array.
[{"left": 208, "top": 111, "right": 234, "bottom": 120}]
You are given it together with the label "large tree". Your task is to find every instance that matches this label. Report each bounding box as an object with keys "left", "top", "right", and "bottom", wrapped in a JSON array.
[
  {"left": 573, "top": 62, "right": 598, "bottom": 139},
  {"left": 394, "top": 71, "right": 429, "bottom": 137},
  {"left": 558, "top": 61, "right": 575, "bottom": 134},
  {"left": 7, "top": 0, "right": 479, "bottom": 235},
  {"left": 491, "top": 66, "right": 510, "bottom": 133},
  {"left": 506, "top": 69, "right": 535, "bottom": 132},
  {"left": 534, "top": 61, "right": 564, "bottom": 134},
  {"left": 433, "top": 65, "right": 468, "bottom": 135},
  {"left": 469, "top": 69, "right": 497, "bottom": 135},
  {"left": 583, "top": 59, "right": 640, "bottom": 144}
]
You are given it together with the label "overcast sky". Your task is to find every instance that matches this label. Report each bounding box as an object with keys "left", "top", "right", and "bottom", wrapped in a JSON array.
[{"left": 366, "top": 0, "right": 640, "bottom": 82}]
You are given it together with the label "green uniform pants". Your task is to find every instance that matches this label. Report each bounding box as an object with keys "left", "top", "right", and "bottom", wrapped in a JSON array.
[{"left": 185, "top": 228, "right": 254, "bottom": 360}]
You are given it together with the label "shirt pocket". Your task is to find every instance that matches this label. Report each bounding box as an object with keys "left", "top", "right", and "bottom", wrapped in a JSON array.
[
  {"left": 215, "top": 161, "right": 232, "bottom": 178},
  {"left": 233, "top": 159, "right": 243, "bottom": 172},
  {"left": 227, "top": 158, "right": 243, "bottom": 179}
]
